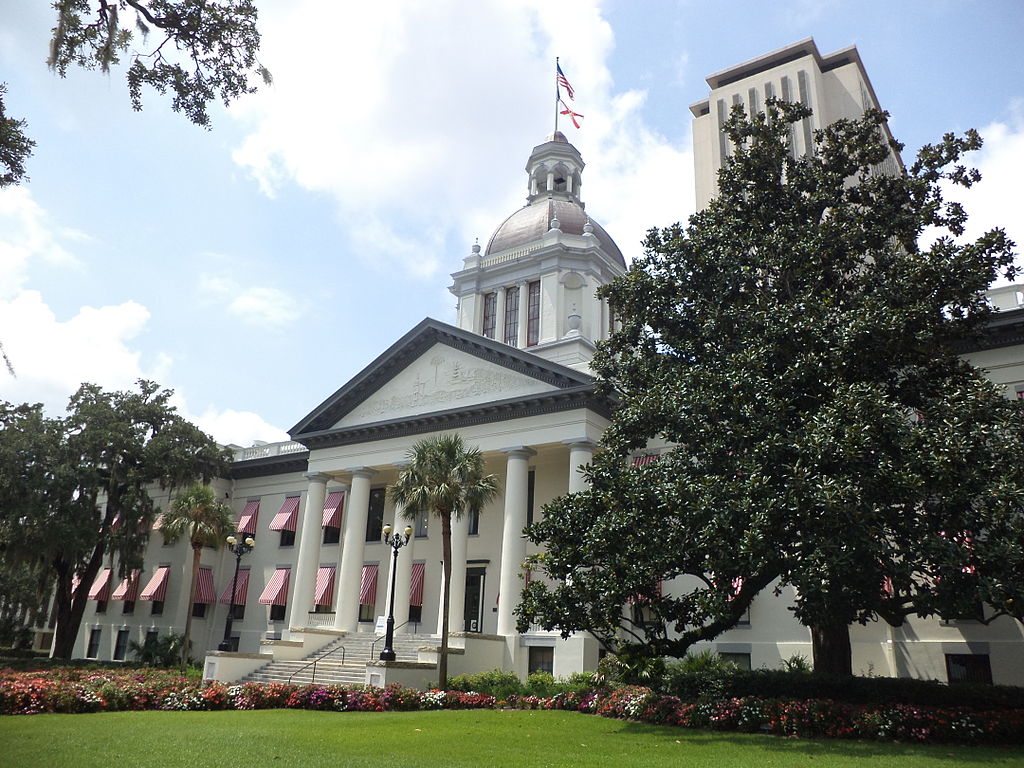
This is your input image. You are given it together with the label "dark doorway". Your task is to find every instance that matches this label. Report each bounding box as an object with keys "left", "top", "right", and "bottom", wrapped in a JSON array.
[{"left": 464, "top": 567, "right": 486, "bottom": 632}]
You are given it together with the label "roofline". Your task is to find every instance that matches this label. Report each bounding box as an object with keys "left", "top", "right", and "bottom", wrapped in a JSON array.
[{"left": 289, "top": 317, "right": 595, "bottom": 437}]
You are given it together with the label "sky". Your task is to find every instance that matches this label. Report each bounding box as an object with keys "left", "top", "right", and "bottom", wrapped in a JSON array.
[{"left": 1, "top": 0, "right": 1023, "bottom": 447}]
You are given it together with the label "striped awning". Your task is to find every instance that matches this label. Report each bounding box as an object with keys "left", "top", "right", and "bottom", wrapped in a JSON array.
[
  {"left": 194, "top": 567, "right": 216, "bottom": 604},
  {"left": 322, "top": 491, "right": 345, "bottom": 528},
  {"left": 151, "top": 514, "right": 163, "bottom": 531},
  {"left": 269, "top": 497, "right": 300, "bottom": 532},
  {"left": 139, "top": 566, "right": 170, "bottom": 601},
  {"left": 359, "top": 564, "right": 378, "bottom": 606},
  {"left": 111, "top": 569, "right": 141, "bottom": 601},
  {"left": 259, "top": 568, "right": 290, "bottom": 606},
  {"left": 632, "top": 454, "right": 661, "bottom": 466},
  {"left": 88, "top": 568, "right": 112, "bottom": 600},
  {"left": 236, "top": 500, "right": 260, "bottom": 535},
  {"left": 219, "top": 568, "right": 250, "bottom": 605},
  {"left": 410, "top": 562, "right": 425, "bottom": 606},
  {"left": 314, "top": 566, "right": 336, "bottom": 607}
]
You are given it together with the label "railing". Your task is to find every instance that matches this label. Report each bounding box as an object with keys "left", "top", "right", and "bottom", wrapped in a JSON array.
[
  {"left": 233, "top": 440, "right": 307, "bottom": 462},
  {"left": 286, "top": 643, "right": 346, "bottom": 685},
  {"left": 370, "top": 620, "right": 418, "bottom": 659},
  {"left": 305, "top": 612, "right": 336, "bottom": 629}
]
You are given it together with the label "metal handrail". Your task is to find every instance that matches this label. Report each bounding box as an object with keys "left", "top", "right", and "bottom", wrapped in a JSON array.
[
  {"left": 370, "top": 620, "right": 417, "bottom": 659},
  {"left": 287, "top": 643, "right": 346, "bottom": 685}
]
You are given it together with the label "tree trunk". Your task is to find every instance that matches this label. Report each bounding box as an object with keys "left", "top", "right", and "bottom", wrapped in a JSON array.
[
  {"left": 810, "top": 622, "right": 853, "bottom": 677},
  {"left": 51, "top": 543, "right": 106, "bottom": 659},
  {"left": 438, "top": 509, "right": 452, "bottom": 689},
  {"left": 180, "top": 542, "right": 201, "bottom": 673}
]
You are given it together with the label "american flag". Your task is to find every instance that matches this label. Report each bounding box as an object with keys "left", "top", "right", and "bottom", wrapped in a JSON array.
[{"left": 556, "top": 62, "right": 575, "bottom": 100}]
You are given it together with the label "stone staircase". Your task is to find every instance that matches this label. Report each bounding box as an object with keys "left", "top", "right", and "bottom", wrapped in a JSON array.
[{"left": 243, "top": 632, "right": 435, "bottom": 686}]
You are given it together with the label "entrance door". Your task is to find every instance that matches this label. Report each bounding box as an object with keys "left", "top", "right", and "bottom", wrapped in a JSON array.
[{"left": 464, "top": 567, "right": 486, "bottom": 632}]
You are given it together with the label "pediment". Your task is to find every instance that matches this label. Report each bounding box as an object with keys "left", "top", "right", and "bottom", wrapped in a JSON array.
[
  {"left": 290, "top": 318, "right": 597, "bottom": 441},
  {"left": 333, "top": 342, "right": 558, "bottom": 428}
]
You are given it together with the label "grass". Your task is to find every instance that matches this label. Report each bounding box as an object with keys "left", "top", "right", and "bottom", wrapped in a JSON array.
[{"left": 2, "top": 709, "right": 1024, "bottom": 768}]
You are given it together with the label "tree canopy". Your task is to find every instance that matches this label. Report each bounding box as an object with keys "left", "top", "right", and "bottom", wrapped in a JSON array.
[
  {"left": 48, "top": 0, "right": 270, "bottom": 128},
  {"left": 0, "top": 380, "right": 230, "bottom": 658},
  {"left": 517, "top": 100, "right": 1024, "bottom": 676}
]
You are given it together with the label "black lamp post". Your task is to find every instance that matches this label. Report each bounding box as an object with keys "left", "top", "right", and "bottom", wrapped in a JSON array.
[
  {"left": 218, "top": 534, "right": 255, "bottom": 652},
  {"left": 379, "top": 523, "right": 413, "bottom": 661}
]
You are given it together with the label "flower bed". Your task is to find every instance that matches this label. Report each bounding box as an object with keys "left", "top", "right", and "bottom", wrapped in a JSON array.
[{"left": 2, "top": 668, "right": 1021, "bottom": 745}]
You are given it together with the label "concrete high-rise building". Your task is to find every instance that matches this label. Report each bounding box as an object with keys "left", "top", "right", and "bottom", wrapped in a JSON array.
[{"left": 689, "top": 38, "right": 902, "bottom": 209}]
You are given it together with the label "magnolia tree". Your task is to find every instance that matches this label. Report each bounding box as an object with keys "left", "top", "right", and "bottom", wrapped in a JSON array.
[{"left": 517, "top": 100, "right": 1024, "bottom": 676}]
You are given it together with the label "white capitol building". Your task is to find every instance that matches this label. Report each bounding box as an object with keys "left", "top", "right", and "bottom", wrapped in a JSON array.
[{"left": 58, "top": 39, "right": 1024, "bottom": 688}]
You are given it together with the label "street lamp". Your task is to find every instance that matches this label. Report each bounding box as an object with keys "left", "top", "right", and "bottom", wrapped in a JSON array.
[
  {"left": 379, "top": 524, "right": 413, "bottom": 661},
  {"left": 218, "top": 534, "right": 255, "bottom": 652}
]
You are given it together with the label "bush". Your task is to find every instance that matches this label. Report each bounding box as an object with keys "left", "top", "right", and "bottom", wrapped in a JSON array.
[{"left": 447, "top": 669, "right": 523, "bottom": 700}]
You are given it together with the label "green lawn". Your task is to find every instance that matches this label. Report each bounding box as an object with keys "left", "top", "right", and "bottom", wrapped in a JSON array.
[{"left": 2, "top": 709, "right": 1023, "bottom": 768}]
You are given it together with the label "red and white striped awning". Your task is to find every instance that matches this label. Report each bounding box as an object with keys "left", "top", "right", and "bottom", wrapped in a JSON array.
[
  {"left": 194, "top": 567, "right": 216, "bottom": 604},
  {"left": 322, "top": 491, "right": 345, "bottom": 528},
  {"left": 314, "top": 566, "right": 336, "bottom": 607},
  {"left": 359, "top": 564, "right": 378, "bottom": 606},
  {"left": 139, "top": 566, "right": 170, "bottom": 601},
  {"left": 258, "top": 568, "right": 290, "bottom": 606},
  {"left": 219, "top": 568, "right": 250, "bottom": 605},
  {"left": 632, "top": 454, "right": 661, "bottom": 466},
  {"left": 111, "top": 569, "right": 141, "bottom": 601},
  {"left": 410, "top": 562, "right": 425, "bottom": 606},
  {"left": 236, "top": 500, "right": 260, "bottom": 535},
  {"left": 269, "top": 497, "right": 300, "bottom": 532},
  {"left": 88, "top": 568, "right": 112, "bottom": 600}
]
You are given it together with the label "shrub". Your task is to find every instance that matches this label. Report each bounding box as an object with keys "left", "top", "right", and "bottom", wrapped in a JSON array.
[{"left": 447, "top": 669, "right": 523, "bottom": 700}]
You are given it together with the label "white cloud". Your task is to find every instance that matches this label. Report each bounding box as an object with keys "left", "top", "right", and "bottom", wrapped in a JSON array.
[
  {"left": 189, "top": 406, "right": 291, "bottom": 447},
  {"left": 198, "top": 273, "right": 301, "bottom": 328},
  {"left": 0, "top": 186, "right": 81, "bottom": 299},
  {"left": 232, "top": 0, "right": 693, "bottom": 272}
]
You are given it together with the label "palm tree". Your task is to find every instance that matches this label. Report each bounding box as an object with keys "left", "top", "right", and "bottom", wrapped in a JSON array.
[
  {"left": 160, "top": 483, "right": 235, "bottom": 672},
  {"left": 389, "top": 434, "right": 499, "bottom": 688}
]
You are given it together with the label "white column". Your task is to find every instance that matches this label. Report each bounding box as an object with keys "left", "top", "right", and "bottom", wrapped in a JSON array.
[
  {"left": 286, "top": 472, "right": 330, "bottom": 628},
  {"left": 497, "top": 447, "right": 535, "bottom": 636},
  {"left": 389, "top": 501, "right": 414, "bottom": 635},
  {"left": 563, "top": 438, "right": 597, "bottom": 493},
  {"left": 495, "top": 288, "right": 507, "bottom": 342},
  {"left": 436, "top": 511, "right": 470, "bottom": 635},
  {"left": 334, "top": 468, "right": 376, "bottom": 632}
]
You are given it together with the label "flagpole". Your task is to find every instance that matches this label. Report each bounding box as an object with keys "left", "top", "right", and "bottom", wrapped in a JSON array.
[{"left": 554, "top": 57, "right": 560, "bottom": 133}]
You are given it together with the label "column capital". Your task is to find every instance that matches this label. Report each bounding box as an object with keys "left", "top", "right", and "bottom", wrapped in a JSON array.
[
  {"left": 501, "top": 446, "right": 537, "bottom": 459},
  {"left": 562, "top": 437, "right": 598, "bottom": 450},
  {"left": 304, "top": 472, "right": 331, "bottom": 483},
  {"left": 345, "top": 467, "right": 379, "bottom": 479}
]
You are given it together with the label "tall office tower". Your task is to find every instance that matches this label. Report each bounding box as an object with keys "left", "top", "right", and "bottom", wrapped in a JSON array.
[{"left": 689, "top": 38, "right": 902, "bottom": 209}]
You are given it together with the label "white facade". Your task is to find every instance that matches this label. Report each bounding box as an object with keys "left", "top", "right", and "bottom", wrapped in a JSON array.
[{"left": 60, "top": 40, "right": 1024, "bottom": 687}]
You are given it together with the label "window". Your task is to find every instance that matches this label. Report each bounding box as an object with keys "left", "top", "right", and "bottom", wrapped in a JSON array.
[
  {"left": 526, "top": 280, "right": 540, "bottom": 346},
  {"left": 414, "top": 508, "right": 429, "bottom": 538},
  {"left": 504, "top": 286, "right": 520, "bottom": 345},
  {"left": 526, "top": 469, "right": 536, "bottom": 527},
  {"left": 279, "top": 529, "right": 296, "bottom": 547},
  {"left": 122, "top": 600, "right": 135, "bottom": 616},
  {"left": 231, "top": 603, "right": 246, "bottom": 620},
  {"left": 322, "top": 526, "right": 340, "bottom": 545},
  {"left": 482, "top": 292, "right": 497, "bottom": 339},
  {"left": 528, "top": 646, "right": 554, "bottom": 675},
  {"left": 150, "top": 600, "right": 164, "bottom": 616},
  {"left": 946, "top": 654, "right": 992, "bottom": 685},
  {"left": 719, "top": 652, "right": 752, "bottom": 670},
  {"left": 95, "top": 599, "right": 107, "bottom": 614},
  {"left": 408, "top": 605, "right": 422, "bottom": 624},
  {"left": 269, "top": 604, "right": 286, "bottom": 621},
  {"left": 468, "top": 508, "right": 480, "bottom": 536},
  {"left": 145, "top": 629, "right": 159, "bottom": 646},
  {"left": 192, "top": 602, "right": 207, "bottom": 618},
  {"left": 113, "top": 629, "right": 130, "bottom": 661},
  {"left": 86, "top": 628, "right": 102, "bottom": 659},
  {"left": 365, "top": 488, "right": 386, "bottom": 541},
  {"left": 269, "top": 497, "right": 300, "bottom": 546},
  {"left": 223, "top": 637, "right": 240, "bottom": 652}
]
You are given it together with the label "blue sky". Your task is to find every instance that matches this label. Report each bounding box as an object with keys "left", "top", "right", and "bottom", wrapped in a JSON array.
[{"left": 2, "top": 0, "right": 1022, "bottom": 445}]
